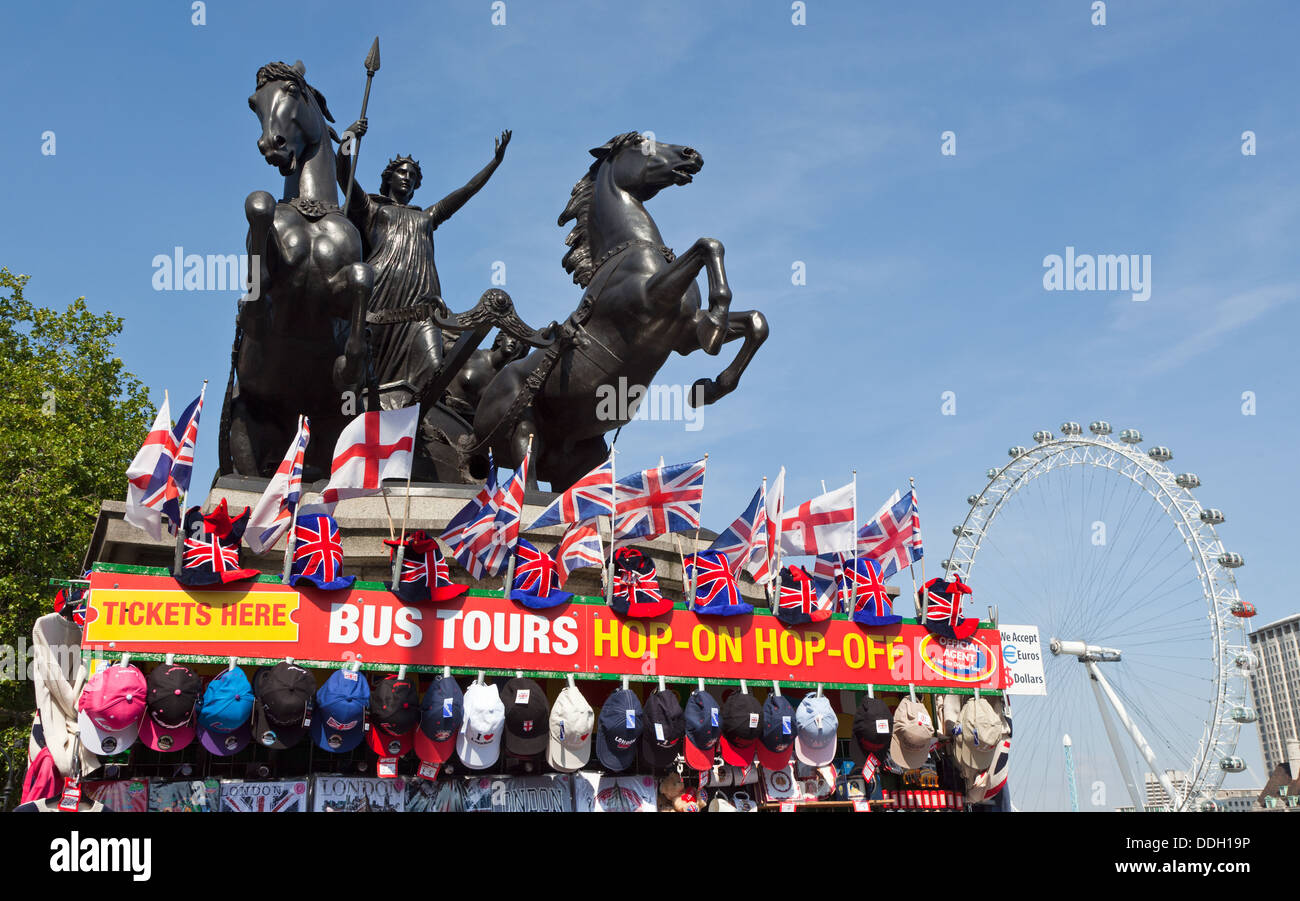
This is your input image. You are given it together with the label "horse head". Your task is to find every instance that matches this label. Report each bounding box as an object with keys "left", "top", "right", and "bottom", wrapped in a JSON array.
[
  {"left": 591, "top": 131, "right": 702, "bottom": 201},
  {"left": 249, "top": 60, "right": 338, "bottom": 176}
]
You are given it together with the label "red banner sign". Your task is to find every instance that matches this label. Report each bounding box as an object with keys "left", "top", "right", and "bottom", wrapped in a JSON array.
[{"left": 84, "top": 572, "right": 1004, "bottom": 690}]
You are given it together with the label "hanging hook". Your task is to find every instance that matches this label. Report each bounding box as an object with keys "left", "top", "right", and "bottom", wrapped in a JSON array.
[
  {"left": 622, "top": 675, "right": 629, "bottom": 690},
  {"left": 119, "top": 653, "right": 131, "bottom": 668},
  {"left": 397, "top": 665, "right": 406, "bottom": 681},
  {"left": 567, "top": 673, "right": 576, "bottom": 690},
  {"left": 740, "top": 679, "right": 748, "bottom": 694},
  {"left": 516, "top": 670, "right": 523, "bottom": 679},
  {"left": 477, "top": 670, "right": 485, "bottom": 685},
  {"left": 908, "top": 683, "right": 916, "bottom": 702},
  {"left": 228, "top": 657, "right": 237, "bottom": 673},
  {"left": 816, "top": 683, "right": 823, "bottom": 698},
  {"left": 164, "top": 654, "right": 174, "bottom": 665},
  {"left": 443, "top": 666, "right": 450, "bottom": 679},
  {"left": 772, "top": 680, "right": 780, "bottom": 696},
  {"left": 658, "top": 676, "right": 666, "bottom": 691},
  {"left": 285, "top": 656, "right": 294, "bottom": 666},
  {"left": 867, "top": 684, "right": 874, "bottom": 699},
  {"left": 698, "top": 678, "right": 705, "bottom": 692}
]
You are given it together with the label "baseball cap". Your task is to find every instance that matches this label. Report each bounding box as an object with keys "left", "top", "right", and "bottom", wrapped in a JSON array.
[
  {"left": 197, "top": 666, "right": 254, "bottom": 756},
  {"left": 955, "top": 695, "right": 1008, "bottom": 774},
  {"left": 595, "top": 688, "right": 644, "bottom": 772},
  {"left": 252, "top": 662, "right": 317, "bottom": 750},
  {"left": 548, "top": 685, "right": 595, "bottom": 772},
  {"left": 641, "top": 689, "right": 685, "bottom": 769},
  {"left": 77, "top": 663, "right": 147, "bottom": 756},
  {"left": 719, "top": 691, "right": 763, "bottom": 768},
  {"left": 967, "top": 738, "right": 1011, "bottom": 802},
  {"left": 794, "top": 693, "right": 839, "bottom": 767},
  {"left": 500, "top": 677, "right": 550, "bottom": 757},
  {"left": 755, "top": 693, "right": 797, "bottom": 770},
  {"left": 415, "top": 676, "right": 464, "bottom": 764},
  {"left": 139, "top": 664, "right": 202, "bottom": 752},
  {"left": 366, "top": 675, "right": 419, "bottom": 757},
  {"left": 682, "top": 689, "right": 723, "bottom": 771},
  {"left": 311, "top": 668, "right": 370, "bottom": 753},
  {"left": 888, "top": 698, "right": 935, "bottom": 769},
  {"left": 849, "top": 696, "right": 894, "bottom": 766},
  {"left": 457, "top": 681, "right": 506, "bottom": 770}
]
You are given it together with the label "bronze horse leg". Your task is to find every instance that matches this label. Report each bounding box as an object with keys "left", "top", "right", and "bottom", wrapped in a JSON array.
[
  {"left": 327, "top": 260, "right": 374, "bottom": 401},
  {"left": 643, "top": 237, "right": 732, "bottom": 355},
  {"left": 683, "top": 309, "right": 769, "bottom": 407}
]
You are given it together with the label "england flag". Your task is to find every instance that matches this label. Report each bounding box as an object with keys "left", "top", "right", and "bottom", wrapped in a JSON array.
[
  {"left": 320, "top": 406, "right": 419, "bottom": 505},
  {"left": 779, "top": 480, "right": 856, "bottom": 557}
]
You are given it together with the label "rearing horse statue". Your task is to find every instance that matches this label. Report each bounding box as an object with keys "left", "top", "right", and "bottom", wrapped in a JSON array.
[
  {"left": 219, "top": 61, "right": 373, "bottom": 481},
  {"left": 471, "top": 132, "right": 768, "bottom": 490}
]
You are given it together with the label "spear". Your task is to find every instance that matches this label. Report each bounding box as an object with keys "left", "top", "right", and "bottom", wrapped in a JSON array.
[{"left": 342, "top": 37, "right": 381, "bottom": 218}]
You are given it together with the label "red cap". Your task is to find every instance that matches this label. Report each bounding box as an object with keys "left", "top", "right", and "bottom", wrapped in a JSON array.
[
  {"left": 366, "top": 723, "right": 414, "bottom": 758},
  {"left": 684, "top": 734, "right": 717, "bottom": 770},
  {"left": 719, "top": 733, "right": 757, "bottom": 768},
  {"left": 414, "top": 726, "right": 456, "bottom": 764}
]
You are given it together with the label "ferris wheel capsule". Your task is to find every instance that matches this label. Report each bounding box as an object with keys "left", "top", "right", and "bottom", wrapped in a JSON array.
[
  {"left": 1120, "top": 429, "right": 1143, "bottom": 444},
  {"left": 967, "top": 495, "right": 987, "bottom": 506},
  {"left": 1230, "top": 600, "right": 1256, "bottom": 618},
  {"left": 1231, "top": 706, "right": 1257, "bottom": 724},
  {"left": 1176, "top": 473, "right": 1200, "bottom": 489},
  {"left": 1060, "top": 421, "right": 1082, "bottom": 436},
  {"left": 1033, "top": 430, "right": 1054, "bottom": 444},
  {"left": 1218, "top": 552, "right": 1244, "bottom": 569},
  {"left": 1234, "top": 652, "right": 1257, "bottom": 669},
  {"left": 953, "top": 525, "right": 976, "bottom": 537},
  {"left": 1200, "top": 509, "right": 1224, "bottom": 524},
  {"left": 1220, "top": 756, "right": 1245, "bottom": 773},
  {"left": 1008, "top": 446, "right": 1028, "bottom": 458},
  {"left": 1148, "top": 446, "right": 1173, "bottom": 462},
  {"left": 986, "top": 468, "right": 999, "bottom": 480},
  {"left": 1089, "top": 420, "right": 1112, "bottom": 435}
]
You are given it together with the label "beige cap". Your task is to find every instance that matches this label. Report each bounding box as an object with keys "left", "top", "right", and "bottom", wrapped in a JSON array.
[
  {"left": 547, "top": 685, "right": 595, "bottom": 772},
  {"left": 889, "top": 698, "right": 935, "bottom": 769},
  {"left": 955, "top": 696, "right": 1008, "bottom": 775}
]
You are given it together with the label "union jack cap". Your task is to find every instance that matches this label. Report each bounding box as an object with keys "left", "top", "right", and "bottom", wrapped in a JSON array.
[{"left": 290, "top": 513, "right": 355, "bottom": 591}]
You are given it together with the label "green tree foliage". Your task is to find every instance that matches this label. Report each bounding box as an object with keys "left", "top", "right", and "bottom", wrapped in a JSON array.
[{"left": 0, "top": 267, "right": 153, "bottom": 798}]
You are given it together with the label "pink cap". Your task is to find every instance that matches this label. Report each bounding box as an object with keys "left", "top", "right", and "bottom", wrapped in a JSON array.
[{"left": 78, "top": 664, "right": 147, "bottom": 755}]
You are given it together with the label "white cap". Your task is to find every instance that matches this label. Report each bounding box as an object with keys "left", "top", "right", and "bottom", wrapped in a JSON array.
[
  {"left": 456, "top": 682, "right": 506, "bottom": 770},
  {"left": 547, "top": 685, "right": 595, "bottom": 772}
]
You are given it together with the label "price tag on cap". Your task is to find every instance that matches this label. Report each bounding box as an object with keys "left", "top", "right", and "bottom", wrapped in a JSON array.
[
  {"left": 343, "top": 670, "right": 358, "bottom": 681},
  {"left": 779, "top": 801, "right": 797, "bottom": 813},
  {"left": 749, "top": 712, "right": 760, "bottom": 728},
  {"left": 377, "top": 757, "right": 398, "bottom": 779},
  {"left": 418, "top": 761, "right": 440, "bottom": 782},
  {"left": 853, "top": 800, "right": 871, "bottom": 813},
  {"left": 58, "top": 778, "right": 81, "bottom": 812},
  {"left": 515, "top": 689, "right": 530, "bottom": 705},
  {"left": 654, "top": 722, "right": 665, "bottom": 741},
  {"left": 875, "top": 719, "right": 889, "bottom": 733}
]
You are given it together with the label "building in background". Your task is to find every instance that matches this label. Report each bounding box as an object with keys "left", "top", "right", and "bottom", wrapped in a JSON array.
[{"left": 1248, "top": 613, "right": 1300, "bottom": 772}]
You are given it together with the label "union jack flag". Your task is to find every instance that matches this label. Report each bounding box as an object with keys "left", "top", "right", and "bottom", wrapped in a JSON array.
[
  {"left": 844, "top": 558, "right": 893, "bottom": 619},
  {"left": 442, "top": 460, "right": 501, "bottom": 578},
  {"left": 750, "top": 467, "right": 784, "bottom": 585},
  {"left": 613, "top": 458, "right": 706, "bottom": 541},
  {"left": 247, "top": 415, "right": 311, "bottom": 554},
  {"left": 293, "top": 515, "right": 345, "bottom": 584},
  {"left": 923, "top": 575, "right": 973, "bottom": 633},
  {"left": 512, "top": 539, "right": 561, "bottom": 597},
  {"left": 857, "top": 489, "right": 923, "bottom": 581},
  {"left": 555, "top": 523, "right": 603, "bottom": 586},
  {"left": 529, "top": 456, "right": 613, "bottom": 528},
  {"left": 485, "top": 448, "right": 530, "bottom": 574},
  {"left": 778, "top": 565, "right": 829, "bottom": 621},
  {"left": 125, "top": 387, "right": 205, "bottom": 540},
  {"left": 813, "top": 553, "right": 848, "bottom": 610},
  {"left": 705, "top": 484, "right": 768, "bottom": 578},
  {"left": 401, "top": 549, "right": 448, "bottom": 588},
  {"left": 686, "top": 551, "right": 745, "bottom": 613},
  {"left": 613, "top": 567, "right": 664, "bottom": 610},
  {"left": 184, "top": 532, "right": 242, "bottom": 574},
  {"left": 160, "top": 385, "right": 205, "bottom": 532}
]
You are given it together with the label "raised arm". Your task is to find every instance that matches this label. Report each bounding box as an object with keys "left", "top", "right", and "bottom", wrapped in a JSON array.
[
  {"left": 335, "top": 118, "right": 375, "bottom": 223},
  {"left": 426, "top": 130, "right": 511, "bottom": 228}
]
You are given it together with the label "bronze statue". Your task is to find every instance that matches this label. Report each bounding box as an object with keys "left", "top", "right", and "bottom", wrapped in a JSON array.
[
  {"left": 469, "top": 132, "right": 768, "bottom": 490},
  {"left": 444, "top": 331, "right": 529, "bottom": 419},
  {"left": 219, "top": 61, "right": 373, "bottom": 480},
  {"left": 335, "top": 117, "right": 511, "bottom": 410}
]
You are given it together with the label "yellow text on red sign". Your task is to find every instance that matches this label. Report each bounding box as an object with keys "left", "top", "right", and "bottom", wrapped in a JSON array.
[{"left": 87, "top": 589, "right": 300, "bottom": 643}]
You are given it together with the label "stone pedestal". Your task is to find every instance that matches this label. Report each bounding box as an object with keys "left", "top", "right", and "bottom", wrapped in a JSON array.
[{"left": 85, "top": 477, "right": 767, "bottom": 603}]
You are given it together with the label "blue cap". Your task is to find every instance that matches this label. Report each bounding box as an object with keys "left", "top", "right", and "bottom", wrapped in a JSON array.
[
  {"left": 197, "top": 667, "right": 254, "bottom": 756},
  {"left": 510, "top": 538, "right": 573, "bottom": 609},
  {"left": 845, "top": 557, "right": 902, "bottom": 626},
  {"left": 595, "top": 689, "right": 644, "bottom": 772},
  {"left": 310, "top": 668, "right": 370, "bottom": 753}
]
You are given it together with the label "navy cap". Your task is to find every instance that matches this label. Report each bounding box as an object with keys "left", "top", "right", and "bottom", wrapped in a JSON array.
[
  {"left": 310, "top": 668, "right": 370, "bottom": 753},
  {"left": 415, "top": 677, "right": 464, "bottom": 764},
  {"left": 756, "top": 693, "right": 797, "bottom": 770},
  {"left": 682, "top": 689, "right": 723, "bottom": 770},
  {"left": 595, "top": 689, "right": 644, "bottom": 772},
  {"left": 640, "top": 689, "right": 685, "bottom": 769}
]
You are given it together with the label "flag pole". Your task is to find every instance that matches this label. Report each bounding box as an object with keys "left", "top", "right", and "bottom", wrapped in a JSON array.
[
  {"left": 605, "top": 446, "right": 618, "bottom": 606},
  {"left": 391, "top": 439, "right": 419, "bottom": 587},
  {"left": 280, "top": 414, "right": 304, "bottom": 583},
  {"left": 688, "top": 452, "right": 709, "bottom": 600},
  {"left": 659, "top": 456, "right": 690, "bottom": 600},
  {"left": 758, "top": 475, "right": 770, "bottom": 605},
  {"left": 908, "top": 477, "right": 924, "bottom": 618},
  {"left": 501, "top": 434, "right": 533, "bottom": 595},
  {"left": 850, "top": 469, "right": 858, "bottom": 615},
  {"left": 170, "top": 381, "right": 207, "bottom": 576}
]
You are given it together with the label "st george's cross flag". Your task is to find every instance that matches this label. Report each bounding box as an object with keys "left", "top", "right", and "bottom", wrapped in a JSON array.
[
  {"left": 246, "top": 416, "right": 311, "bottom": 554},
  {"left": 125, "top": 388, "right": 204, "bottom": 541},
  {"left": 554, "top": 523, "right": 603, "bottom": 586},
  {"left": 705, "top": 483, "right": 768, "bottom": 579},
  {"left": 320, "top": 406, "right": 419, "bottom": 506},
  {"left": 856, "top": 489, "right": 923, "bottom": 581},
  {"left": 779, "top": 480, "right": 856, "bottom": 557},
  {"left": 529, "top": 455, "right": 613, "bottom": 528},
  {"left": 613, "top": 458, "right": 706, "bottom": 541}
]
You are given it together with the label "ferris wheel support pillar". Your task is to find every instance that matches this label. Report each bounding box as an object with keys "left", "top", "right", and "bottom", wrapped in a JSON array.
[
  {"left": 1087, "top": 667, "right": 1145, "bottom": 811},
  {"left": 1086, "top": 660, "right": 1181, "bottom": 811}
]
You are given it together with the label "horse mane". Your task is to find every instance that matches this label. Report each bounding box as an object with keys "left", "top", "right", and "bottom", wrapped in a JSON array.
[
  {"left": 255, "top": 61, "right": 340, "bottom": 142},
  {"left": 558, "top": 132, "right": 644, "bottom": 288}
]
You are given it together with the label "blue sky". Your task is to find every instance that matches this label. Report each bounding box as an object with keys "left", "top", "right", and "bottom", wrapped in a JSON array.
[{"left": 3, "top": 1, "right": 1296, "bottom": 803}]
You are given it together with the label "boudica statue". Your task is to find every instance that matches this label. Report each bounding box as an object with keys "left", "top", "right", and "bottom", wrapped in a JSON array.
[{"left": 218, "top": 45, "right": 768, "bottom": 491}]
